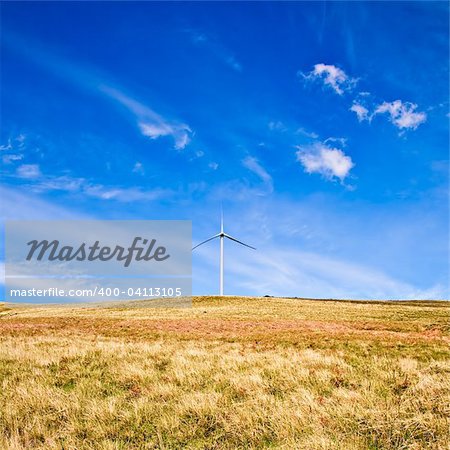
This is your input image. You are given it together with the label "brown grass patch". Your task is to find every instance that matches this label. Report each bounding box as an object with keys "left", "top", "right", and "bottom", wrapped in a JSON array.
[{"left": 0, "top": 297, "right": 449, "bottom": 449}]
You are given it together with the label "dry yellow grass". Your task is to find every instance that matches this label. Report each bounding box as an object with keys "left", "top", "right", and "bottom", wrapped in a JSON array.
[{"left": 0, "top": 296, "right": 449, "bottom": 449}]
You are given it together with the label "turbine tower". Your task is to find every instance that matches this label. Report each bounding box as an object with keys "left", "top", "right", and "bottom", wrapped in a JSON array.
[{"left": 192, "top": 211, "right": 256, "bottom": 296}]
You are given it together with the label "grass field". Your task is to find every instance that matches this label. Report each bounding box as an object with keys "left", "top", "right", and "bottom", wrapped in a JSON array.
[{"left": 0, "top": 296, "right": 449, "bottom": 449}]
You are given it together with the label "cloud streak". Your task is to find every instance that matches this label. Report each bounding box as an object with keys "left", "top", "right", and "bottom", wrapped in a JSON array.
[
  {"left": 185, "top": 28, "right": 242, "bottom": 72},
  {"left": 12, "top": 164, "right": 171, "bottom": 202},
  {"left": 16, "top": 164, "right": 42, "bottom": 179},
  {"left": 4, "top": 30, "right": 193, "bottom": 150},
  {"left": 0, "top": 186, "right": 88, "bottom": 221},
  {"left": 100, "top": 86, "right": 192, "bottom": 150},
  {"left": 242, "top": 156, "right": 273, "bottom": 194},
  {"left": 224, "top": 246, "right": 446, "bottom": 300}
]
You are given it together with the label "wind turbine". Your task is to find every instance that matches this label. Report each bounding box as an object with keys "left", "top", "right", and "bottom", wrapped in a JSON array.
[{"left": 192, "top": 212, "right": 256, "bottom": 296}]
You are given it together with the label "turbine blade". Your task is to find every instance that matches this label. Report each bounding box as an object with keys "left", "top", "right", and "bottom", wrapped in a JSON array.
[
  {"left": 192, "top": 234, "right": 220, "bottom": 250},
  {"left": 223, "top": 233, "right": 256, "bottom": 250}
]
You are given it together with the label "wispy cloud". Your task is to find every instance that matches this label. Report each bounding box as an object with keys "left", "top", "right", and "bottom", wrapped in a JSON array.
[
  {"left": 224, "top": 55, "right": 242, "bottom": 72},
  {"left": 268, "top": 121, "right": 287, "bottom": 132},
  {"left": 296, "top": 127, "right": 319, "bottom": 139},
  {"left": 0, "top": 185, "right": 88, "bottom": 221},
  {"left": 185, "top": 28, "right": 242, "bottom": 72},
  {"left": 12, "top": 165, "right": 170, "bottom": 202},
  {"left": 324, "top": 137, "right": 347, "bottom": 147},
  {"left": 194, "top": 220, "right": 447, "bottom": 299},
  {"left": 34, "top": 175, "right": 84, "bottom": 192},
  {"left": 16, "top": 164, "right": 42, "bottom": 179},
  {"left": 82, "top": 185, "right": 167, "bottom": 202},
  {"left": 3, "top": 153, "right": 24, "bottom": 164},
  {"left": 0, "top": 141, "right": 13, "bottom": 152},
  {"left": 223, "top": 246, "right": 446, "bottom": 300},
  {"left": 242, "top": 156, "right": 273, "bottom": 194},
  {"left": 193, "top": 197, "right": 448, "bottom": 299},
  {"left": 100, "top": 86, "right": 192, "bottom": 150},
  {"left": 300, "top": 63, "right": 357, "bottom": 95},
  {"left": 132, "top": 162, "right": 145, "bottom": 175},
  {"left": 1, "top": 134, "right": 26, "bottom": 164},
  {"left": 296, "top": 141, "right": 354, "bottom": 182},
  {"left": 4, "top": 31, "right": 193, "bottom": 150}
]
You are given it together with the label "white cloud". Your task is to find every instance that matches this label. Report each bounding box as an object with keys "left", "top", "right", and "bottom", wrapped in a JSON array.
[
  {"left": 138, "top": 122, "right": 173, "bottom": 140},
  {"left": 137, "top": 119, "right": 191, "bottom": 150},
  {"left": 296, "top": 142, "right": 354, "bottom": 181},
  {"left": 350, "top": 102, "right": 370, "bottom": 122},
  {"left": 173, "top": 129, "right": 192, "bottom": 150},
  {"left": 242, "top": 156, "right": 273, "bottom": 194},
  {"left": 300, "top": 63, "right": 427, "bottom": 133},
  {"left": 374, "top": 100, "right": 427, "bottom": 130},
  {"left": 208, "top": 162, "right": 219, "bottom": 170},
  {"left": 349, "top": 97, "right": 427, "bottom": 131},
  {"left": 135, "top": 118, "right": 189, "bottom": 149},
  {"left": 132, "top": 162, "right": 144, "bottom": 175},
  {"left": 16, "top": 164, "right": 41, "bottom": 179},
  {"left": 301, "top": 63, "right": 357, "bottom": 95}
]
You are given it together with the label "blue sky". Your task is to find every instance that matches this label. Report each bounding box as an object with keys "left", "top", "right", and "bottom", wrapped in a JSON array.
[{"left": 1, "top": 1, "right": 448, "bottom": 299}]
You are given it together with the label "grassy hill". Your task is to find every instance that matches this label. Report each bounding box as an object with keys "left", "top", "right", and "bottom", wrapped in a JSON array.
[{"left": 0, "top": 297, "right": 449, "bottom": 449}]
